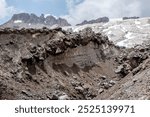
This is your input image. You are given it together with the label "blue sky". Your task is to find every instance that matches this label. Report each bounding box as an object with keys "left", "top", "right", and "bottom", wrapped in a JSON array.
[
  {"left": 0, "top": 0, "right": 150, "bottom": 25},
  {"left": 0, "top": 0, "right": 69, "bottom": 24},
  {"left": 6, "top": 0, "right": 68, "bottom": 16}
]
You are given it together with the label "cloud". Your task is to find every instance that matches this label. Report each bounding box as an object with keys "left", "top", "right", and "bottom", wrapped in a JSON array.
[
  {"left": 0, "top": 0, "right": 16, "bottom": 19},
  {"left": 64, "top": 0, "right": 142, "bottom": 25}
]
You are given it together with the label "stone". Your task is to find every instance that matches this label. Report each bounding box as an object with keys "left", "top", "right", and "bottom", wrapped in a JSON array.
[
  {"left": 58, "top": 94, "right": 70, "bottom": 100},
  {"left": 51, "top": 95, "right": 59, "bottom": 100},
  {"left": 103, "top": 82, "right": 110, "bottom": 89},
  {"left": 75, "top": 86, "right": 84, "bottom": 92},
  {"left": 98, "top": 88, "right": 104, "bottom": 94},
  {"left": 115, "top": 65, "right": 124, "bottom": 74},
  {"left": 55, "top": 47, "right": 63, "bottom": 54},
  {"left": 99, "top": 75, "right": 107, "bottom": 80},
  {"left": 109, "top": 80, "right": 116, "bottom": 85},
  {"left": 63, "top": 71, "right": 70, "bottom": 76},
  {"left": 21, "top": 90, "right": 32, "bottom": 97},
  {"left": 72, "top": 75, "right": 77, "bottom": 80}
]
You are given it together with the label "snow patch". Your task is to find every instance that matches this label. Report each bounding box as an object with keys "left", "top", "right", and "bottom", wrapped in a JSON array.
[
  {"left": 142, "top": 24, "right": 150, "bottom": 27},
  {"left": 116, "top": 40, "right": 127, "bottom": 47},
  {"left": 136, "top": 26, "right": 143, "bottom": 29},
  {"left": 109, "top": 18, "right": 122, "bottom": 22},
  {"left": 44, "top": 14, "right": 51, "bottom": 18},
  {"left": 107, "top": 31, "right": 112, "bottom": 35},
  {"left": 125, "top": 32, "right": 134, "bottom": 39},
  {"left": 74, "top": 27, "right": 82, "bottom": 32},
  {"left": 44, "top": 14, "right": 58, "bottom": 19},
  {"left": 121, "top": 26, "right": 127, "bottom": 32},
  {"left": 135, "top": 20, "right": 141, "bottom": 25},
  {"left": 14, "top": 20, "right": 22, "bottom": 23},
  {"left": 116, "top": 40, "right": 135, "bottom": 48}
]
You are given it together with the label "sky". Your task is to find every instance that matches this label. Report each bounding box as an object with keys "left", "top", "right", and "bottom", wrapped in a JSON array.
[{"left": 0, "top": 0, "right": 150, "bottom": 25}]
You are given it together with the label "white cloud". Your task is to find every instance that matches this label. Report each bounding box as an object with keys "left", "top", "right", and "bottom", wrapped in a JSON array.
[
  {"left": 64, "top": 0, "right": 141, "bottom": 25},
  {"left": 0, "top": 0, "right": 16, "bottom": 19}
]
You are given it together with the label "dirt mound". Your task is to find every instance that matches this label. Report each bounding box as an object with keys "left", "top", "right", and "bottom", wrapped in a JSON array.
[{"left": 0, "top": 27, "right": 150, "bottom": 100}]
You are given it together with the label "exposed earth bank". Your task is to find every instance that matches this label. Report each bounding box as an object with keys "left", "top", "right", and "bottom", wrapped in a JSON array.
[{"left": 0, "top": 27, "right": 150, "bottom": 100}]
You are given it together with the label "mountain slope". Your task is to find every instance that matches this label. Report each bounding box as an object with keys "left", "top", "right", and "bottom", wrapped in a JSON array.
[
  {"left": 0, "top": 27, "right": 121, "bottom": 99},
  {"left": 0, "top": 27, "right": 150, "bottom": 100},
  {"left": 64, "top": 17, "right": 150, "bottom": 48},
  {"left": 76, "top": 17, "right": 109, "bottom": 26},
  {"left": 1, "top": 13, "right": 71, "bottom": 29}
]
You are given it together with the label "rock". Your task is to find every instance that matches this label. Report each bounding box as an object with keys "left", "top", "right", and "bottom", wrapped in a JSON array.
[
  {"left": 3, "top": 13, "right": 71, "bottom": 28},
  {"left": 76, "top": 17, "right": 109, "bottom": 26},
  {"left": 103, "top": 82, "right": 110, "bottom": 89},
  {"left": 58, "top": 94, "right": 70, "bottom": 100},
  {"left": 71, "top": 81, "right": 81, "bottom": 87},
  {"left": 132, "top": 79, "right": 137, "bottom": 83},
  {"left": 132, "top": 66, "right": 142, "bottom": 75},
  {"left": 24, "top": 71, "right": 32, "bottom": 80},
  {"left": 109, "top": 80, "right": 116, "bottom": 85},
  {"left": 115, "top": 65, "right": 124, "bottom": 74},
  {"left": 72, "top": 75, "right": 77, "bottom": 80},
  {"left": 21, "top": 90, "right": 32, "bottom": 97},
  {"left": 63, "top": 71, "right": 70, "bottom": 76},
  {"left": 21, "top": 52, "right": 33, "bottom": 61},
  {"left": 83, "top": 84, "right": 90, "bottom": 90},
  {"left": 75, "top": 86, "right": 84, "bottom": 92},
  {"left": 55, "top": 47, "right": 63, "bottom": 54},
  {"left": 99, "top": 75, "right": 107, "bottom": 80},
  {"left": 28, "top": 43, "right": 37, "bottom": 53},
  {"left": 51, "top": 95, "right": 59, "bottom": 100},
  {"left": 123, "top": 16, "right": 139, "bottom": 20},
  {"left": 98, "top": 88, "right": 104, "bottom": 94},
  {"left": 147, "top": 86, "right": 150, "bottom": 91},
  {"left": 115, "top": 64, "right": 130, "bottom": 77},
  {"left": 99, "top": 79, "right": 116, "bottom": 90},
  {"left": 127, "top": 50, "right": 148, "bottom": 68}
]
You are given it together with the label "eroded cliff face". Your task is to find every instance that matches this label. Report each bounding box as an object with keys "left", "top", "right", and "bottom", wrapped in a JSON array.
[
  {"left": 0, "top": 27, "right": 150, "bottom": 100},
  {"left": 0, "top": 27, "right": 122, "bottom": 99}
]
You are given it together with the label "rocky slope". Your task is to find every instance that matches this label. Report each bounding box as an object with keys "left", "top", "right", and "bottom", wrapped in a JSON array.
[
  {"left": 0, "top": 27, "right": 150, "bottom": 100},
  {"left": 76, "top": 17, "right": 109, "bottom": 26},
  {"left": 1, "top": 13, "right": 71, "bottom": 29}
]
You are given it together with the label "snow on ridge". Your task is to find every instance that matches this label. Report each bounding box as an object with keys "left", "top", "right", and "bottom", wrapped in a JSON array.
[
  {"left": 109, "top": 18, "right": 123, "bottom": 22},
  {"left": 44, "top": 14, "right": 51, "bottom": 18},
  {"left": 14, "top": 20, "right": 22, "bottom": 23},
  {"left": 44, "top": 14, "right": 58, "bottom": 19}
]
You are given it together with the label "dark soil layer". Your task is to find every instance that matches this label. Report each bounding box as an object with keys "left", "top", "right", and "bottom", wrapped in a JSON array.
[{"left": 0, "top": 27, "right": 150, "bottom": 100}]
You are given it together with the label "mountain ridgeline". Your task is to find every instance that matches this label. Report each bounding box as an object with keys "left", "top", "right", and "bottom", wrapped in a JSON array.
[
  {"left": 76, "top": 17, "right": 109, "bottom": 26},
  {"left": 1, "top": 13, "right": 71, "bottom": 29}
]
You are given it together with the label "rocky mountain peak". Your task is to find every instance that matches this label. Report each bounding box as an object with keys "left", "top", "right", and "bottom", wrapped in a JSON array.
[
  {"left": 11, "top": 13, "right": 30, "bottom": 22},
  {"left": 2, "top": 13, "right": 71, "bottom": 28}
]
